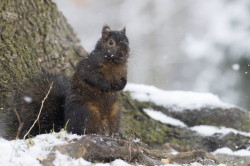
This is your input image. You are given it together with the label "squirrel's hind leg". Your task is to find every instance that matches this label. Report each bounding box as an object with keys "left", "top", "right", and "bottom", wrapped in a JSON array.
[{"left": 65, "top": 102, "right": 102, "bottom": 135}]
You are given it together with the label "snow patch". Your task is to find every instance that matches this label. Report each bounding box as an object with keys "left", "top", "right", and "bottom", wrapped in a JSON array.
[
  {"left": 125, "top": 83, "right": 234, "bottom": 111},
  {"left": 53, "top": 151, "right": 91, "bottom": 165},
  {"left": 132, "top": 138, "right": 141, "bottom": 143},
  {"left": 190, "top": 125, "right": 250, "bottom": 137},
  {"left": 164, "top": 163, "right": 226, "bottom": 166},
  {"left": 213, "top": 147, "right": 250, "bottom": 157},
  {"left": 54, "top": 153, "right": 134, "bottom": 166},
  {"left": 111, "top": 159, "right": 133, "bottom": 166},
  {"left": 143, "top": 109, "right": 187, "bottom": 127},
  {"left": 0, "top": 131, "right": 82, "bottom": 166},
  {"left": 0, "top": 131, "right": 136, "bottom": 166}
]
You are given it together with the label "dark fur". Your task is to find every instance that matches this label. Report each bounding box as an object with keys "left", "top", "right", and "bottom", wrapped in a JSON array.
[
  {"left": 65, "top": 25, "right": 129, "bottom": 135},
  {"left": 15, "top": 73, "right": 69, "bottom": 137}
]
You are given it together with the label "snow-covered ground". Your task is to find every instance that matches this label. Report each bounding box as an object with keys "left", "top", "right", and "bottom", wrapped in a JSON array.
[
  {"left": 0, "top": 131, "right": 134, "bottom": 166},
  {"left": 1, "top": 83, "right": 249, "bottom": 165},
  {"left": 0, "top": 131, "right": 80, "bottom": 166},
  {"left": 0, "top": 131, "right": 227, "bottom": 166},
  {"left": 125, "top": 83, "right": 250, "bottom": 158},
  {"left": 125, "top": 83, "right": 234, "bottom": 111}
]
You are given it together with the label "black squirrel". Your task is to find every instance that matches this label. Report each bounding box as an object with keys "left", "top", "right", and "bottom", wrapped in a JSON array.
[
  {"left": 65, "top": 25, "right": 129, "bottom": 135},
  {"left": 4, "top": 25, "right": 129, "bottom": 139}
]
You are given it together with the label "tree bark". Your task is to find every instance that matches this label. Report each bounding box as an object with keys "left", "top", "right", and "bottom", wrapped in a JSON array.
[
  {"left": 0, "top": 0, "right": 87, "bottom": 110},
  {"left": 0, "top": 0, "right": 87, "bottom": 139}
]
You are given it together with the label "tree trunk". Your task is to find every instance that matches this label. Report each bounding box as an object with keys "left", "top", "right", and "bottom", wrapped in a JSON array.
[{"left": 0, "top": 0, "right": 87, "bottom": 110}]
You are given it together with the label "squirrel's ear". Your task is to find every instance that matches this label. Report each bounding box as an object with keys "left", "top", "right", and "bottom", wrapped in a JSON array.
[
  {"left": 121, "top": 26, "right": 126, "bottom": 33},
  {"left": 102, "top": 25, "right": 111, "bottom": 40}
]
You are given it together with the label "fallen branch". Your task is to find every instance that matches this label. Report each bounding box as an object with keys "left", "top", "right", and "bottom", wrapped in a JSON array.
[
  {"left": 40, "top": 135, "right": 218, "bottom": 166},
  {"left": 23, "top": 82, "right": 54, "bottom": 140}
]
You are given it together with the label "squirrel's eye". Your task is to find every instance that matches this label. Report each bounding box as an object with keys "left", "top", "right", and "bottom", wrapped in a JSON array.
[{"left": 108, "top": 39, "right": 115, "bottom": 46}]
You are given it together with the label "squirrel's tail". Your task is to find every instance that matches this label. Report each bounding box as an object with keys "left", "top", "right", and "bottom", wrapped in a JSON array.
[{"left": 1, "top": 73, "right": 69, "bottom": 139}]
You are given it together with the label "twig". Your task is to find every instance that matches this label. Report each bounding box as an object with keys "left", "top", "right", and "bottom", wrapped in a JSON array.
[
  {"left": 23, "top": 82, "right": 54, "bottom": 140},
  {"left": 13, "top": 109, "right": 24, "bottom": 139},
  {"left": 140, "top": 147, "right": 171, "bottom": 159}
]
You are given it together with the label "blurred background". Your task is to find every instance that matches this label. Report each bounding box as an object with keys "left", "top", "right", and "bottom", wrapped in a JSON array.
[{"left": 53, "top": 0, "right": 250, "bottom": 110}]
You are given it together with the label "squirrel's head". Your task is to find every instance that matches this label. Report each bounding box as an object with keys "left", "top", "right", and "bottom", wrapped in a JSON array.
[{"left": 95, "top": 25, "right": 130, "bottom": 63}]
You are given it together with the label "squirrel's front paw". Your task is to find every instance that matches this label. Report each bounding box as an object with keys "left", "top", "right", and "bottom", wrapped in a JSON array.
[
  {"left": 111, "top": 77, "right": 127, "bottom": 91},
  {"left": 99, "top": 84, "right": 112, "bottom": 92},
  {"left": 111, "top": 83, "right": 123, "bottom": 91}
]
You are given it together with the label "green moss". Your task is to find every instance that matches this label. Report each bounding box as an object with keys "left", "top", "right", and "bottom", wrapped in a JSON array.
[{"left": 119, "top": 92, "right": 201, "bottom": 148}]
